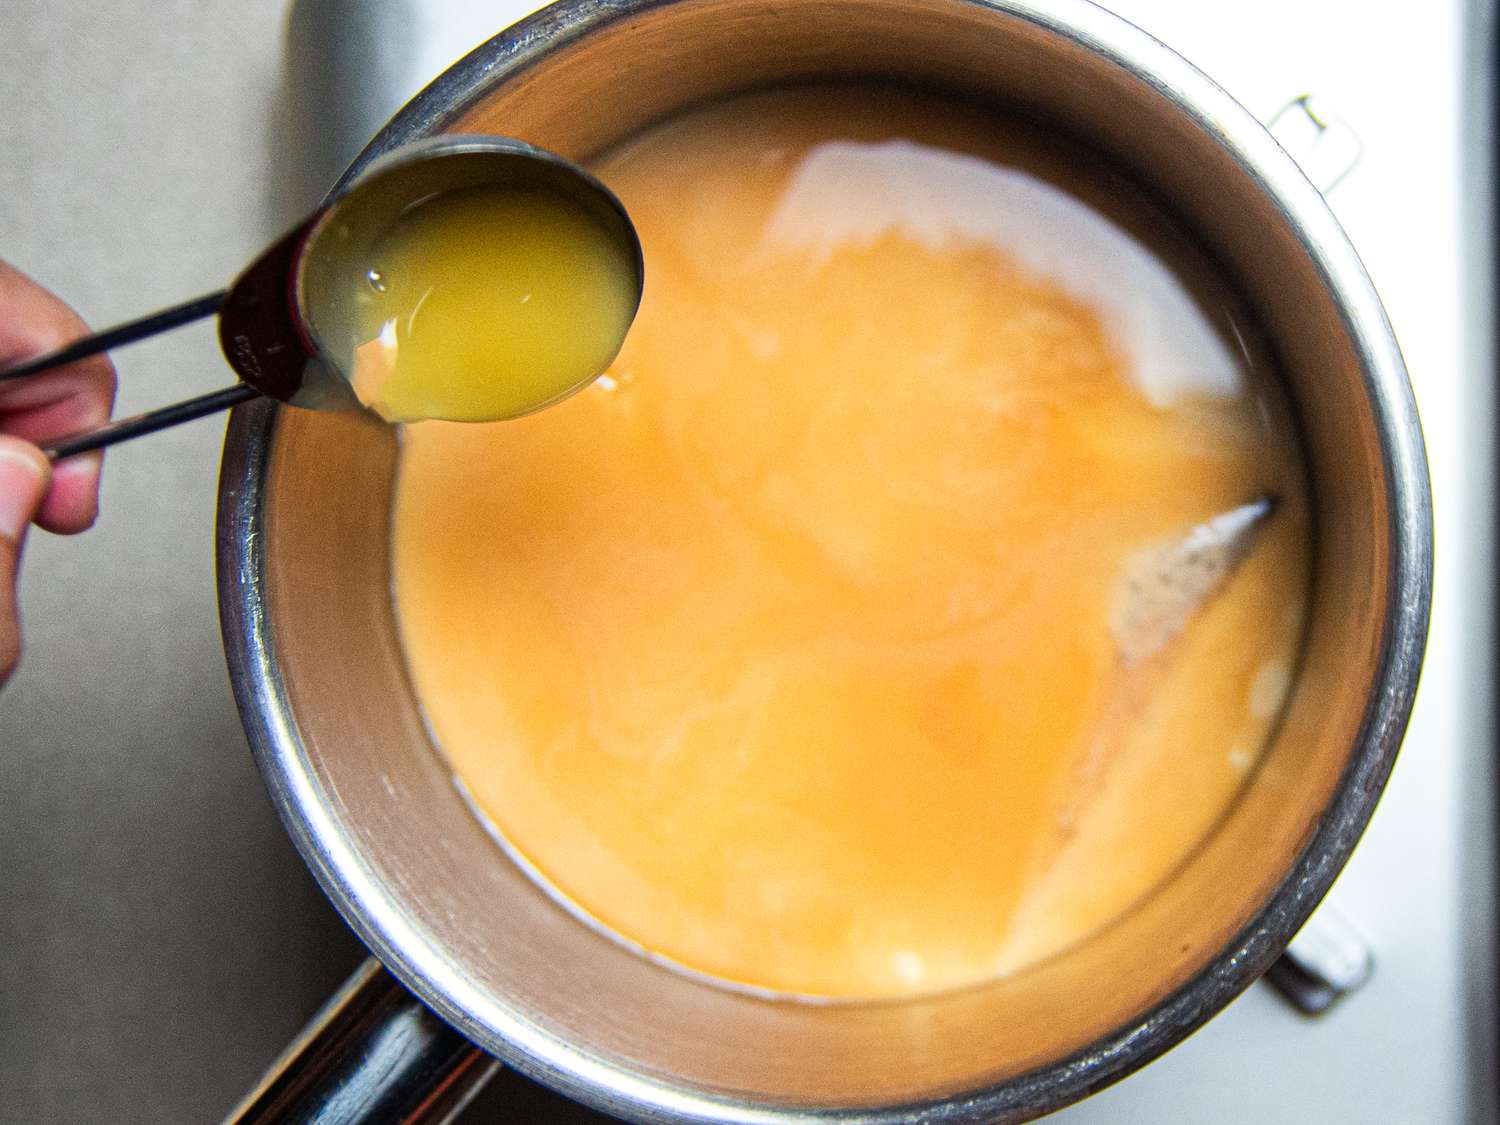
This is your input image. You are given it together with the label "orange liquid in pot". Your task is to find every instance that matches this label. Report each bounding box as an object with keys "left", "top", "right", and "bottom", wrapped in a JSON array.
[{"left": 390, "top": 88, "right": 1312, "bottom": 999}]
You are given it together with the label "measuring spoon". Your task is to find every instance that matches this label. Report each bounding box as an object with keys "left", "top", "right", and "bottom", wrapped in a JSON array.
[{"left": 0, "top": 135, "right": 644, "bottom": 460}]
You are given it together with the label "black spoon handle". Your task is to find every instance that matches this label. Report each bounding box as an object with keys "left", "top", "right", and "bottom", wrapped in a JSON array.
[
  {"left": 0, "top": 289, "right": 228, "bottom": 383},
  {"left": 43, "top": 382, "right": 260, "bottom": 461}
]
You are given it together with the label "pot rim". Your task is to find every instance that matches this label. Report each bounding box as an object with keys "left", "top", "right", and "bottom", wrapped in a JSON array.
[{"left": 217, "top": 0, "right": 1434, "bottom": 1120}]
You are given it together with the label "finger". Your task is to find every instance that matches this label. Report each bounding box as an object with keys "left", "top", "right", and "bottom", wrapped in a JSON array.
[
  {"left": 0, "top": 261, "right": 117, "bottom": 534},
  {"left": 0, "top": 435, "right": 52, "bottom": 685},
  {"left": 0, "top": 367, "right": 112, "bottom": 533}
]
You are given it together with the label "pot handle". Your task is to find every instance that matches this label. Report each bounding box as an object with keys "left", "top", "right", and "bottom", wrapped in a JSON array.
[
  {"left": 1267, "top": 94, "right": 1364, "bottom": 196},
  {"left": 1263, "top": 905, "right": 1374, "bottom": 1016},
  {"left": 222, "top": 958, "right": 498, "bottom": 1124}
]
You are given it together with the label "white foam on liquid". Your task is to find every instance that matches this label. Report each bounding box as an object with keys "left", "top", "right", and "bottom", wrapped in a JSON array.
[{"left": 761, "top": 139, "right": 1244, "bottom": 408}]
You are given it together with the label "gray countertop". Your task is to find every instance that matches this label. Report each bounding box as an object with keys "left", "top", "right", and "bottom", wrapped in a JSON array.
[
  {"left": 1, "top": 1, "right": 1492, "bottom": 1122},
  {"left": 0, "top": 2, "right": 366, "bottom": 1120}
]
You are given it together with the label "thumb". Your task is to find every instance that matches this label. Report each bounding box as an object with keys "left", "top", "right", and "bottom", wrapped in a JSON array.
[{"left": 0, "top": 436, "right": 51, "bottom": 685}]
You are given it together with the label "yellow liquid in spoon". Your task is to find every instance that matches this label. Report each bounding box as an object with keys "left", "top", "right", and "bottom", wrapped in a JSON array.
[{"left": 346, "top": 185, "right": 640, "bottom": 422}]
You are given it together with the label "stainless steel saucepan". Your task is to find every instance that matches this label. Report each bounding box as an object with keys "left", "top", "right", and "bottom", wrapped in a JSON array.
[{"left": 215, "top": 0, "right": 1433, "bottom": 1120}]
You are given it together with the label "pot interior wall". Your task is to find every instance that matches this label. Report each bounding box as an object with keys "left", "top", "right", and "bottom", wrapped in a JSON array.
[{"left": 254, "top": 0, "right": 1393, "bottom": 1113}]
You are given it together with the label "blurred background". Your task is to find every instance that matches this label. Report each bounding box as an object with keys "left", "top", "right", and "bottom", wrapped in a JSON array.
[{"left": 0, "top": 0, "right": 1493, "bottom": 1120}]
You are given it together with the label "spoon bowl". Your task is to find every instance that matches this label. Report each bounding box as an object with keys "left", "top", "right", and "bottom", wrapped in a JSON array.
[{"left": 221, "top": 134, "right": 645, "bottom": 414}]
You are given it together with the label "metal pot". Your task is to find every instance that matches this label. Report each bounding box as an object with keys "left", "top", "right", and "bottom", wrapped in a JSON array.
[{"left": 216, "top": 0, "right": 1433, "bottom": 1120}]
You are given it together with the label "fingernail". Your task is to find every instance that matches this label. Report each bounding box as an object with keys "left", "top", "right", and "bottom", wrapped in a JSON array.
[
  {"left": 51, "top": 451, "right": 100, "bottom": 478},
  {"left": 0, "top": 440, "right": 49, "bottom": 541},
  {"left": 51, "top": 452, "right": 103, "bottom": 525}
]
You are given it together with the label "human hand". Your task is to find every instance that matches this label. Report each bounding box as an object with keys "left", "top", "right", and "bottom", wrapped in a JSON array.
[{"left": 0, "top": 260, "right": 116, "bottom": 686}]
